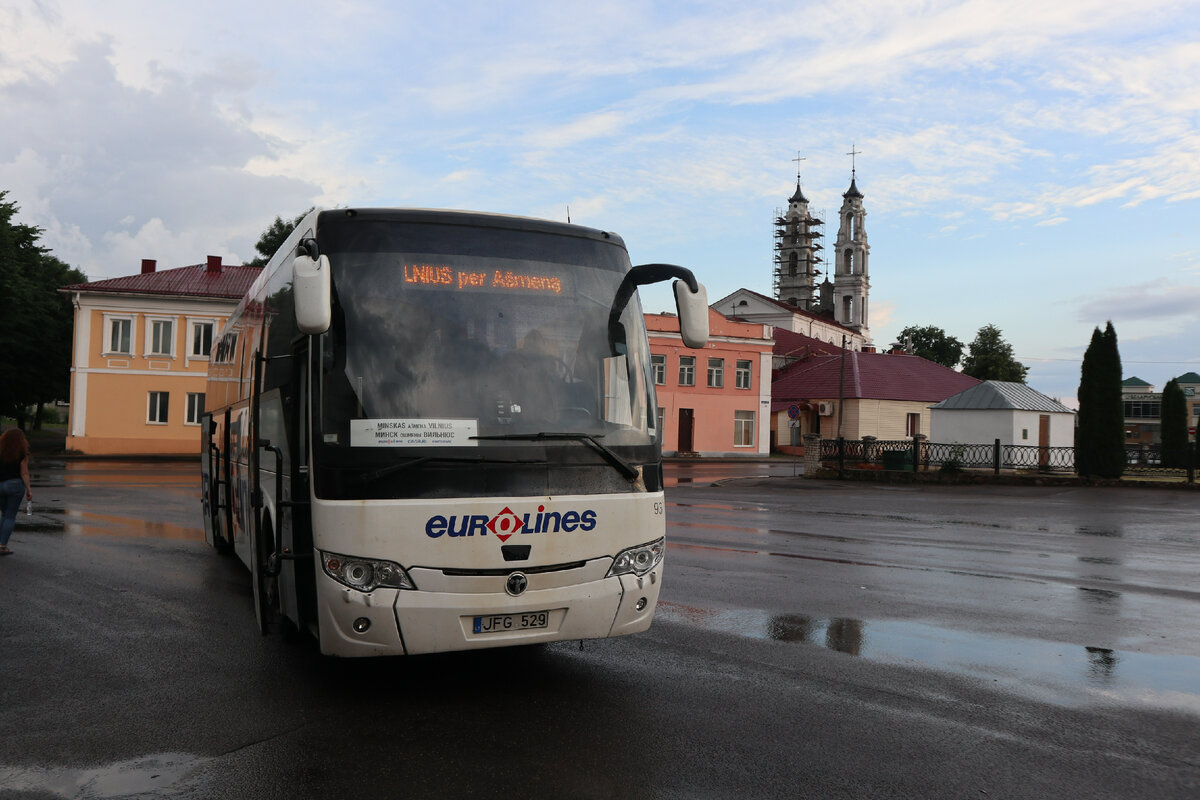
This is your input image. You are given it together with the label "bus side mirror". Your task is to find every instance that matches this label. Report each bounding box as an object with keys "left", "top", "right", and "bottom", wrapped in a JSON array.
[
  {"left": 294, "top": 253, "right": 331, "bottom": 334},
  {"left": 674, "top": 279, "right": 709, "bottom": 349}
]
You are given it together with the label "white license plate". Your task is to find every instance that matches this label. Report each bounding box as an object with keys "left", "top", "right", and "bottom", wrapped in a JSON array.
[{"left": 472, "top": 611, "right": 549, "bottom": 634}]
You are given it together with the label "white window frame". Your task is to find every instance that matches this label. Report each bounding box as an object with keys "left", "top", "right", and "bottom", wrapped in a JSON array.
[
  {"left": 734, "top": 410, "right": 755, "bottom": 447},
  {"left": 707, "top": 358, "right": 724, "bottom": 389},
  {"left": 185, "top": 392, "right": 205, "bottom": 425},
  {"left": 651, "top": 354, "right": 666, "bottom": 385},
  {"left": 906, "top": 412, "right": 921, "bottom": 437},
  {"left": 146, "top": 316, "right": 176, "bottom": 358},
  {"left": 735, "top": 359, "right": 752, "bottom": 390},
  {"left": 148, "top": 391, "right": 169, "bottom": 424},
  {"left": 678, "top": 356, "right": 695, "bottom": 387},
  {"left": 188, "top": 318, "right": 217, "bottom": 359},
  {"left": 104, "top": 314, "right": 136, "bottom": 356}
]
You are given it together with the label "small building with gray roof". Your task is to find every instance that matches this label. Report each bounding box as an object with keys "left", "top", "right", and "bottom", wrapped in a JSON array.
[{"left": 930, "top": 380, "right": 1075, "bottom": 449}]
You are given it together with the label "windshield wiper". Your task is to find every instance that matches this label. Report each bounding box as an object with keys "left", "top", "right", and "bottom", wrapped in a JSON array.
[{"left": 470, "top": 432, "right": 641, "bottom": 481}]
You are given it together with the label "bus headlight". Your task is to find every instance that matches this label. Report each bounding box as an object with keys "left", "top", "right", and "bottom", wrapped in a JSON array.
[
  {"left": 322, "top": 552, "right": 415, "bottom": 592},
  {"left": 606, "top": 538, "right": 665, "bottom": 578}
]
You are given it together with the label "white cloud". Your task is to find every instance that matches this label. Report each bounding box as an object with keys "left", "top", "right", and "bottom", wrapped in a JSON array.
[
  {"left": 0, "top": 0, "right": 1198, "bottom": 385},
  {"left": 1077, "top": 282, "right": 1200, "bottom": 323},
  {"left": 0, "top": 34, "right": 320, "bottom": 276}
]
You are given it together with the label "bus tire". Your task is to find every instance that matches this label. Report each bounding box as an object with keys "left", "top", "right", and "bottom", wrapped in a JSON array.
[
  {"left": 210, "top": 475, "right": 233, "bottom": 555},
  {"left": 251, "top": 518, "right": 281, "bottom": 636},
  {"left": 252, "top": 517, "right": 302, "bottom": 641}
]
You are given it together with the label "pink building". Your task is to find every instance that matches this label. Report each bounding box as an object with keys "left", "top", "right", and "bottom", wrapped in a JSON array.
[{"left": 646, "top": 309, "right": 774, "bottom": 457}]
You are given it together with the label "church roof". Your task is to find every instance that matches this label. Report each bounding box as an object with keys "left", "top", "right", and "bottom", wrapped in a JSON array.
[
  {"left": 716, "top": 288, "right": 860, "bottom": 337},
  {"left": 789, "top": 181, "right": 809, "bottom": 204},
  {"left": 843, "top": 176, "right": 863, "bottom": 199},
  {"left": 930, "top": 381, "right": 1073, "bottom": 413},
  {"left": 772, "top": 351, "right": 978, "bottom": 411}
]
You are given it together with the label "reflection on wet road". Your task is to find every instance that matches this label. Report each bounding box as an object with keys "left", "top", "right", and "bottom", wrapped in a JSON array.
[
  {"left": 25, "top": 460, "right": 202, "bottom": 541},
  {"left": 4, "top": 460, "right": 1199, "bottom": 798},
  {"left": 64, "top": 510, "right": 205, "bottom": 542},
  {"left": 662, "top": 458, "right": 802, "bottom": 487},
  {"left": 656, "top": 601, "right": 1200, "bottom": 710},
  {"left": 0, "top": 753, "right": 205, "bottom": 799},
  {"left": 660, "top": 463, "right": 1200, "bottom": 712}
]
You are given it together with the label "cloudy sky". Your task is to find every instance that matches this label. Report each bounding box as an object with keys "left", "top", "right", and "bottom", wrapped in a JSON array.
[{"left": 3, "top": 0, "right": 1199, "bottom": 403}]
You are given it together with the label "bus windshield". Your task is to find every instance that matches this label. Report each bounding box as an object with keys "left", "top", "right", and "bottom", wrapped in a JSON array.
[{"left": 312, "top": 216, "right": 658, "bottom": 500}]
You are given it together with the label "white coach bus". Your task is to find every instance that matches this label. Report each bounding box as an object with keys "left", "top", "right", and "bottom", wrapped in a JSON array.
[{"left": 200, "top": 208, "right": 708, "bottom": 656}]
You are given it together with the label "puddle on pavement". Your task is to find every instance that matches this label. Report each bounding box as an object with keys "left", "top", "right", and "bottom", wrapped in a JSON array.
[
  {"left": 55, "top": 461, "right": 199, "bottom": 490},
  {"left": 657, "top": 601, "right": 1200, "bottom": 709},
  {"left": 1076, "top": 524, "right": 1124, "bottom": 538},
  {"left": 63, "top": 510, "right": 205, "bottom": 542},
  {"left": 667, "top": 502, "right": 770, "bottom": 513},
  {"left": 0, "top": 752, "right": 205, "bottom": 799}
]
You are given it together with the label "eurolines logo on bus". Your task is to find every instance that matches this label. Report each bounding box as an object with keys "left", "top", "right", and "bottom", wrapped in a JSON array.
[{"left": 424, "top": 505, "right": 597, "bottom": 542}]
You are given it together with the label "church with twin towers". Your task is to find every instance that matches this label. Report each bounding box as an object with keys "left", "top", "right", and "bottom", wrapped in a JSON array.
[{"left": 717, "top": 148, "right": 874, "bottom": 352}]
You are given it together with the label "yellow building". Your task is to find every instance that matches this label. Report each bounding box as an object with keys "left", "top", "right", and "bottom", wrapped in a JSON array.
[{"left": 61, "top": 257, "right": 261, "bottom": 455}]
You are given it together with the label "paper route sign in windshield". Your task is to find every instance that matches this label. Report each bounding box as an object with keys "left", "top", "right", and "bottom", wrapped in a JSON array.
[{"left": 350, "top": 419, "right": 479, "bottom": 447}]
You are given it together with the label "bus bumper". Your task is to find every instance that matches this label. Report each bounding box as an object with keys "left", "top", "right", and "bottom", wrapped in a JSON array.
[{"left": 315, "top": 565, "right": 663, "bottom": 657}]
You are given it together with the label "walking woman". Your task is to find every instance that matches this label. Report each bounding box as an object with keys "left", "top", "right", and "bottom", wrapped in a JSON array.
[{"left": 0, "top": 428, "right": 32, "bottom": 555}]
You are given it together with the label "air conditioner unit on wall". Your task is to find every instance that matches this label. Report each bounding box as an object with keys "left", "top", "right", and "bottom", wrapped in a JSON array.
[{"left": 818, "top": 401, "right": 835, "bottom": 416}]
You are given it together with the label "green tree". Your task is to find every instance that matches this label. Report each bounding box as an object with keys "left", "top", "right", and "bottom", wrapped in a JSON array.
[
  {"left": 0, "top": 191, "right": 86, "bottom": 428},
  {"left": 247, "top": 209, "right": 312, "bottom": 267},
  {"left": 896, "top": 324, "right": 964, "bottom": 368},
  {"left": 961, "top": 324, "right": 1028, "bottom": 382},
  {"left": 1160, "top": 378, "right": 1189, "bottom": 469},
  {"left": 1076, "top": 321, "right": 1125, "bottom": 478}
]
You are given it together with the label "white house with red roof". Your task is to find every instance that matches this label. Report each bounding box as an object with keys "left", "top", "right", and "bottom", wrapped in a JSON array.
[
  {"left": 60, "top": 257, "right": 261, "bottom": 455},
  {"left": 771, "top": 345, "right": 980, "bottom": 449}
]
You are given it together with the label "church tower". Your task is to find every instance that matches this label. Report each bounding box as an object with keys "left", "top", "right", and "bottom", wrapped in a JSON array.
[
  {"left": 773, "top": 174, "right": 824, "bottom": 310},
  {"left": 831, "top": 151, "right": 870, "bottom": 342}
]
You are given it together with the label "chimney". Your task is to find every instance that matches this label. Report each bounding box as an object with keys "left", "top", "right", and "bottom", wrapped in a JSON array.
[
  {"left": 206, "top": 255, "right": 222, "bottom": 274},
  {"left": 141, "top": 259, "right": 156, "bottom": 274}
]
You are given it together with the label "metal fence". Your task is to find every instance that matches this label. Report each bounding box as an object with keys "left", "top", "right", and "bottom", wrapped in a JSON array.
[{"left": 819, "top": 438, "right": 1196, "bottom": 482}]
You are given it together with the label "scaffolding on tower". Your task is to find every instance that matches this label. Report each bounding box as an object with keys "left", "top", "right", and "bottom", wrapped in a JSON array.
[{"left": 772, "top": 207, "right": 825, "bottom": 307}]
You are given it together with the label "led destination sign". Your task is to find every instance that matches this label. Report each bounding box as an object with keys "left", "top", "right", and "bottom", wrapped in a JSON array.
[{"left": 403, "top": 263, "right": 563, "bottom": 294}]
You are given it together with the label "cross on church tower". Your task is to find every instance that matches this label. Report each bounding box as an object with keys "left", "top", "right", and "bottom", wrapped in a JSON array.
[
  {"left": 775, "top": 151, "right": 823, "bottom": 312},
  {"left": 833, "top": 142, "right": 870, "bottom": 343}
]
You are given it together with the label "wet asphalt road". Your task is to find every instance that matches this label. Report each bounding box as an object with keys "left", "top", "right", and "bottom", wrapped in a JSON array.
[{"left": 0, "top": 459, "right": 1198, "bottom": 799}]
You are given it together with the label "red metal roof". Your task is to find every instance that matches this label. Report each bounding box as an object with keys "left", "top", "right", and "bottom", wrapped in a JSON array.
[
  {"left": 772, "top": 351, "right": 980, "bottom": 411},
  {"left": 772, "top": 328, "right": 844, "bottom": 361},
  {"left": 61, "top": 263, "right": 262, "bottom": 300}
]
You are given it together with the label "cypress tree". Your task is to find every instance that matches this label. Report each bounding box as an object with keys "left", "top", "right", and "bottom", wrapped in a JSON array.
[
  {"left": 1160, "top": 378, "right": 1188, "bottom": 468},
  {"left": 1076, "top": 327, "right": 1102, "bottom": 476},
  {"left": 1098, "top": 322, "right": 1126, "bottom": 477},
  {"left": 1077, "top": 322, "right": 1125, "bottom": 478}
]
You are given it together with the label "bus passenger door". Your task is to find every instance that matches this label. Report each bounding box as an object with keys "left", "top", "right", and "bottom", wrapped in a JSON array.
[
  {"left": 201, "top": 411, "right": 233, "bottom": 554},
  {"left": 284, "top": 337, "right": 317, "bottom": 636},
  {"left": 200, "top": 413, "right": 217, "bottom": 547}
]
